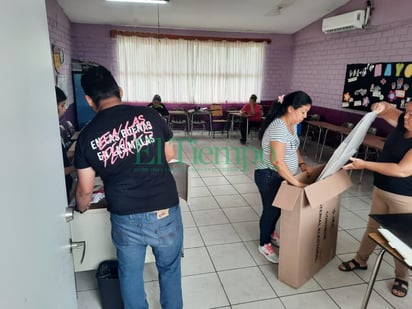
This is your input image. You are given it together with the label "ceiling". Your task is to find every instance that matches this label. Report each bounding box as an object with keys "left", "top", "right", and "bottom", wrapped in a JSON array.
[{"left": 57, "top": 0, "right": 351, "bottom": 34}]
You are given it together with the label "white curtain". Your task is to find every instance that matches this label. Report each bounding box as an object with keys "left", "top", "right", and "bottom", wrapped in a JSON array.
[{"left": 116, "top": 35, "right": 265, "bottom": 104}]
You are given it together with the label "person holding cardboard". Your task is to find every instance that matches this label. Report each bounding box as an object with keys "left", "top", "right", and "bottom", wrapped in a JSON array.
[
  {"left": 339, "top": 101, "right": 412, "bottom": 298},
  {"left": 254, "top": 91, "right": 313, "bottom": 263}
]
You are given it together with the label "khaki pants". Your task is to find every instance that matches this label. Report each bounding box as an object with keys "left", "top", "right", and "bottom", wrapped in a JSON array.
[{"left": 355, "top": 186, "right": 412, "bottom": 281}]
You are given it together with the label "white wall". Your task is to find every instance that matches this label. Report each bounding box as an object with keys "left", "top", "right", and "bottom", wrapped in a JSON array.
[{"left": 0, "top": 0, "right": 77, "bottom": 308}]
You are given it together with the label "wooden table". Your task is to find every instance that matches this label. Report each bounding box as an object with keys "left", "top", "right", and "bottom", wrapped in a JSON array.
[
  {"left": 357, "top": 134, "right": 386, "bottom": 182},
  {"left": 228, "top": 111, "right": 248, "bottom": 142},
  {"left": 302, "top": 120, "right": 351, "bottom": 161}
]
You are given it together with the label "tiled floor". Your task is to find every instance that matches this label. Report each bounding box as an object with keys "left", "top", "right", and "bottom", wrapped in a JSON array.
[{"left": 76, "top": 131, "right": 411, "bottom": 309}]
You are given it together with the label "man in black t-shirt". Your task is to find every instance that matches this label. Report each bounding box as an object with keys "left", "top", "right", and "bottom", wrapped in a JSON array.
[
  {"left": 74, "top": 65, "right": 183, "bottom": 309},
  {"left": 147, "top": 94, "right": 169, "bottom": 117}
]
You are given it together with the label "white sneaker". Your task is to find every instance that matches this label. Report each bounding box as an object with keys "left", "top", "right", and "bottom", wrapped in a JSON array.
[
  {"left": 258, "top": 244, "right": 279, "bottom": 263},
  {"left": 271, "top": 231, "right": 280, "bottom": 248}
]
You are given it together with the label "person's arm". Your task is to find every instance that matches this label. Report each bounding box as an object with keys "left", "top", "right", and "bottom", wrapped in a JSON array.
[
  {"left": 343, "top": 149, "right": 412, "bottom": 177},
  {"left": 270, "top": 141, "right": 306, "bottom": 187},
  {"left": 64, "top": 165, "right": 76, "bottom": 175},
  {"left": 240, "top": 104, "right": 248, "bottom": 116},
  {"left": 165, "top": 141, "right": 175, "bottom": 162},
  {"left": 76, "top": 167, "right": 96, "bottom": 212},
  {"left": 371, "top": 101, "right": 402, "bottom": 128}
]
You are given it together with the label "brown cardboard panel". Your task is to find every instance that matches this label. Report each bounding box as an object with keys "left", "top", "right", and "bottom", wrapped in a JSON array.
[
  {"left": 278, "top": 197, "right": 340, "bottom": 288},
  {"left": 304, "top": 169, "right": 352, "bottom": 209},
  {"left": 273, "top": 183, "right": 302, "bottom": 211},
  {"left": 273, "top": 166, "right": 351, "bottom": 288}
]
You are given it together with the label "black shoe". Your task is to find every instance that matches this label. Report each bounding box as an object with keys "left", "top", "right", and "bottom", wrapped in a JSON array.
[{"left": 240, "top": 139, "right": 246, "bottom": 145}]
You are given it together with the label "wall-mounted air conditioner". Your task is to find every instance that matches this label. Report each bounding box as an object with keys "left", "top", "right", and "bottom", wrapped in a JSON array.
[{"left": 322, "top": 10, "right": 365, "bottom": 34}]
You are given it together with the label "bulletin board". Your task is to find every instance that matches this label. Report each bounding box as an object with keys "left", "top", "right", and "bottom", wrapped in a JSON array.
[{"left": 341, "top": 62, "right": 412, "bottom": 111}]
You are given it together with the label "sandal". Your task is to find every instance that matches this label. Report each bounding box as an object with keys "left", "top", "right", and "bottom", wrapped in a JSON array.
[
  {"left": 338, "top": 259, "right": 368, "bottom": 272},
  {"left": 392, "top": 278, "right": 409, "bottom": 297}
]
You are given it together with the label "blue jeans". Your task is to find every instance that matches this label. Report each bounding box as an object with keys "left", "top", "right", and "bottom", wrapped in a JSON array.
[
  {"left": 110, "top": 205, "right": 183, "bottom": 309},
  {"left": 254, "top": 169, "right": 283, "bottom": 246}
]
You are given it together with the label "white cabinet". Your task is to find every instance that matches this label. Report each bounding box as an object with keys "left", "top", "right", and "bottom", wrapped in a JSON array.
[
  {"left": 69, "top": 162, "right": 189, "bottom": 272},
  {"left": 70, "top": 207, "right": 155, "bottom": 272}
]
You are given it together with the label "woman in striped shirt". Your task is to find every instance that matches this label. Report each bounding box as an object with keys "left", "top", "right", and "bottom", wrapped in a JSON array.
[{"left": 255, "top": 91, "right": 313, "bottom": 263}]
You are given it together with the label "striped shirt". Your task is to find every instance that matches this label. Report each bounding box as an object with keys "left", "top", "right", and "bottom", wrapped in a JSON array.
[{"left": 256, "top": 118, "right": 300, "bottom": 175}]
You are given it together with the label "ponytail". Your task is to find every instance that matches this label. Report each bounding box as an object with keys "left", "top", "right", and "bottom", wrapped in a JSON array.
[{"left": 258, "top": 90, "right": 312, "bottom": 140}]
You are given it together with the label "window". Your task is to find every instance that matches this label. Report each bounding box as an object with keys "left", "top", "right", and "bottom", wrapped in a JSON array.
[{"left": 116, "top": 34, "right": 266, "bottom": 103}]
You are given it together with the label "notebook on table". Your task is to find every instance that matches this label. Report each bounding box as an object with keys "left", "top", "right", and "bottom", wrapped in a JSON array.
[{"left": 371, "top": 213, "right": 412, "bottom": 266}]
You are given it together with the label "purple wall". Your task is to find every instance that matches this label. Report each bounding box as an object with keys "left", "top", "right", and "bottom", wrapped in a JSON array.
[
  {"left": 46, "top": 0, "right": 75, "bottom": 123},
  {"left": 71, "top": 24, "right": 293, "bottom": 102},
  {"left": 290, "top": 0, "right": 412, "bottom": 111},
  {"left": 48, "top": 0, "right": 412, "bottom": 120}
]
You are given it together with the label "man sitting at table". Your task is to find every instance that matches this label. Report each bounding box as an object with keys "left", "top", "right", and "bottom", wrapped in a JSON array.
[
  {"left": 148, "top": 94, "right": 169, "bottom": 117},
  {"left": 239, "top": 94, "right": 262, "bottom": 144}
]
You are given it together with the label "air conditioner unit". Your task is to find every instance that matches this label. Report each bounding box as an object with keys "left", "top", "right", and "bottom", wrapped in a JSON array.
[{"left": 322, "top": 10, "right": 365, "bottom": 34}]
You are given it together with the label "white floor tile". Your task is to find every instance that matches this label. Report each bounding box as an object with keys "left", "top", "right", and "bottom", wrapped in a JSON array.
[
  {"left": 188, "top": 196, "right": 219, "bottom": 211},
  {"left": 181, "top": 211, "right": 196, "bottom": 228},
  {"left": 144, "top": 281, "right": 162, "bottom": 309},
  {"left": 241, "top": 192, "right": 262, "bottom": 207},
  {"left": 233, "top": 183, "right": 259, "bottom": 194},
  {"left": 77, "top": 289, "right": 102, "bottom": 309},
  {"left": 340, "top": 196, "right": 371, "bottom": 211},
  {"left": 223, "top": 206, "right": 260, "bottom": 223},
  {"left": 189, "top": 186, "right": 212, "bottom": 198},
  {"left": 338, "top": 209, "right": 367, "bottom": 229},
  {"left": 190, "top": 177, "right": 205, "bottom": 187},
  {"left": 225, "top": 174, "right": 254, "bottom": 184},
  {"left": 183, "top": 227, "right": 204, "bottom": 248},
  {"left": 280, "top": 290, "right": 339, "bottom": 309},
  {"left": 181, "top": 247, "right": 215, "bottom": 276},
  {"left": 182, "top": 273, "right": 229, "bottom": 308},
  {"left": 327, "top": 283, "right": 393, "bottom": 309},
  {"left": 231, "top": 298, "right": 285, "bottom": 308},
  {"left": 259, "top": 264, "right": 322, "bottom": 297},
  {"left": 75, "top": 270, "right": 97, "bottom": 292},
  {"left": 202, "top": 176, "right": 230, "bottom": 186},
  {"left": 208, "top": 242, "right": 256, "bottom": 271},
  {"left": 345, "top": 227, "right": 366, "bottom": 242},
  {"left": 198, "top": 223, "right": 241, "bottom": 245},
  {"left": 215, "top": 194, "right": 249, "bottom": 208},
  {"left": 218, "top": 267, "right": 277, "bottom": 304},
  {"left": 313, "top": 257, "right": 364, "bottom": 289},
  {"left": 232, "top": 221, "right": 260, "bottom": 241},
  {"left": 336, "top": 230, "right": 361, "bottom": 255},
  {"left": 208, "top": 184, "right": 238, "bottom": 196},
  {"left": 192, "top": 208, "right": 229, "bottom": 226}
]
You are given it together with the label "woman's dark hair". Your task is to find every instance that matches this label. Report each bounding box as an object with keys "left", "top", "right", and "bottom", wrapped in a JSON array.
[
  {"left": 55, "top": 86, "right": 67, "bottom": 104},
  {"left": 81, "top": 65, "right": 121, "bottom": 107},
  {"left": 250, "top": 94, "right": 257, "bottom": 102},
  {"left": 258, "top": 90, "right": 312, "bottom": 140}
]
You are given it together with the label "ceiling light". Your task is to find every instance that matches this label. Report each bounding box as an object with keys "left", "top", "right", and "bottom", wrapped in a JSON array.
[{"left": 106, "top": 0, "right": 169, "bottom": 3}]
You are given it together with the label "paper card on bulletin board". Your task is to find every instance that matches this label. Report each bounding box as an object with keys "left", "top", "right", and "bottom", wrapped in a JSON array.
[{"left": 341, "top": 62, "right": 412, "bottom": 111}]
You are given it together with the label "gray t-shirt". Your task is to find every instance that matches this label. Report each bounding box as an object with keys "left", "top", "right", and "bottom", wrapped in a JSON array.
[{"left": 256, "top": 118, "right": 299, "bottom": 175}]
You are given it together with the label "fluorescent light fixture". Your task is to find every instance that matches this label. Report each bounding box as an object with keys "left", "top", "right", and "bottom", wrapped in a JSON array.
[{"left": 106, "top": 0, "right": 169, "bottom": 3}]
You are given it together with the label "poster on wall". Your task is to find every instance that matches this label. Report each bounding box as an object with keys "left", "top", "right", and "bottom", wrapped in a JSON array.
[{"left": 342, "top": 62, "right": 412, "bottom": 112}]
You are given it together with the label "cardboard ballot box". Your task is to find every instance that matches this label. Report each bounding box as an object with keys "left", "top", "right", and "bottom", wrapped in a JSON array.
[{"left": 273, "top": 165, "right": 352, "bottom": 288}]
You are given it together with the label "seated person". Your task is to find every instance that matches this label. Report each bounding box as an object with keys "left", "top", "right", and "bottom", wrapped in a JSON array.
[
  {"left": 56, "top": 86, "right": 76, "bottom": 202},
  {"left": 239, "top": 94, "right": 262, "bottom": 144},
  {"left": 147, "top": 94, "right": 169, "bottom": 117}
]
